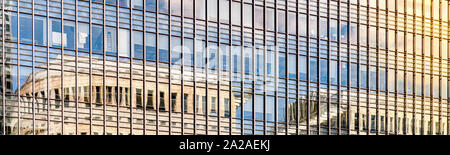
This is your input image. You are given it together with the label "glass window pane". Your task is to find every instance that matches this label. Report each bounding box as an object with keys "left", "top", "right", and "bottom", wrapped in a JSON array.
[
  {"left": 118, "top": 28, "right": 130, "bottom": 57},
  {"left": 19, "top": 14, "right": 32, "bottom": 44},
  {"left": 64, "top": 21, "right": 76, "bottom": 50},
  {"left": 299, "top": 56, "right": 307, "bottom": 81},
  {"left": 361, "top": 65, "right": 367, "bottom": 89},
  {"left": 171, "top": 37, "right": 182, "bottom": 64},
  {"left": 78, "top": 23, "right": 90, "bottom": 51},
  {"left": 331, "top": 61, "right": 338, "bottom": 85},
  {"left": 278, "top": 53, "right": 286, "bottom": 78},
  {"left": 133, "top": 0, "right": 143, "bottom": 9},
  {"left": 266, "top": 8, "right": 275, "bottom": 31},
  {"left": 278, "top": 10, "right": 285, "bottom": 33},
  {"left": 341, "top": 62, "right": 348, "bottom": 86},
  {"left": 105, "top": 27, "right": 117, "bottom": 55},
  {"left": 184, "top": 38, "right": 194, "bottom": 66},
  {"left": 158, "top": 35, "right": 169, "bottom": 62},
  {"left": 207, "top": 0, "right": 218, "bottom": 21},
  {"left": 5, "top": 12, "right": 18, "bottom": 42},
  {"left": 132, "top": 31, "right": 143, "bottom": 59},
  {"left": 146, "top": 0, "right": 156, "bottom": 11},
  {"left": 219, "top": 0, "right": 229, "bottom": 23},
  {"left": 255, "top": 6, "right": 264, "bottom": 29},
  {"left": 288, "top": 54, "right": 296, "bottom": 79},
  {"left": 320, "top": 59, "right": 328, "bottom": 83},
  {"left": 119, "top": 0, "right": 130, "bottom": 7},
  {"left": 171, "top": 0, "right": 182, "bottom": 16},
  {"left": 158, "top": 0, "right": 169, "bottom": 14},
  {"left": 195, "top": 0, "right": 206, "bottom": 19},
  {"left": 310, "top": 58, "right": 318, "bottom": 82},
  {"left": 91, "top": 25, "right": 103, "bottom": 54},
  {"left": 243, "top": 4, "right": 252, "bottom": 27},
  {"left": 34, "top": 16, "right": 47, "bottom": 46},
  {"left": 49, "top": 18, "right": 62, "bottom": 47},
  {"left": 351, "top": 63, "right": 358, "bottom": 87},
  {"left": 145, "top": 33, "right": 156, "bottom": 61},
  {"left": 183, "top": 0, "right": 194, "bottom": 18},
  {"left": 231, "top": 2, "right": 241, "bottom": 25}
]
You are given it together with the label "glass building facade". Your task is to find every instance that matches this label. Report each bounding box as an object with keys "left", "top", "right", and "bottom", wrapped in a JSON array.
[{"left": 0, "top": 0, "right": 449, "bottom": 135}]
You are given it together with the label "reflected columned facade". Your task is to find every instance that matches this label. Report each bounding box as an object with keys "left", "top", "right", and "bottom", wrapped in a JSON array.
[{"left": 1, "top": 0, "right": 450, "bottom": 135}]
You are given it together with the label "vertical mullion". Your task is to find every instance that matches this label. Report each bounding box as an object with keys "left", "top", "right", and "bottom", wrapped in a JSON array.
[
  {"left": 1, "top": 0, "right": 5, "bottom": 135},
  {"left": 31, "top": 0, "right": 36, "bottom": 135},
  {"left": 102, "top": 0, "right": 107, "bottom": 136}
]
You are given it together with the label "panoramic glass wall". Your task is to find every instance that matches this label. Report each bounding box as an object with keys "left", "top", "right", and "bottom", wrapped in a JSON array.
[{"left": 0, "top": 0, "right": 449, "bottom": 135}]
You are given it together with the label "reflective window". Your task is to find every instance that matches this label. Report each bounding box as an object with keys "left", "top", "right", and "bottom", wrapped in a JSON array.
[
  {"left": 299, "top": 56, "right": 307, "bottom": 81},
  {"left": 407, "top": 72, "right": 413, "bottom": 94},
  {"left": 159, "top": 35, "right": 169, "bottom": 62},
  {"left": 351, "top": 63, "right": 358, "bottom": 87},
  {"left": 267, "top": 51, "right": 275, "bottom": 76},
  {"left": 288, "top": 54, "right": 296, "bottom": 79},
  {"left": 219, "top": 0, "right": 230, "bottom": 23},
  {"left": 310, "top": 58, "right": 318, "bottom": 82},
  {"left": 195, "top": 0, "right": 206, "bottom": 20},
  {"left": 244, "top": 48, "right": 253, "bottom": 74},
  {"left": 433, "top": 76, "right": 439, "bottom": 97},
  {"left": 424, "top": 74, "right": 430, "bottom": 97},
  {"left": 319, "top": 18, "right": 327, "bottom": 39},
  {"left": 64, "top": 21, "right": 76, "bottom": 50},
  {"left": 133, "top": 0, "right": 143, "bottom": 9},
  {"left": 380, "top": 68, "right": 386, "bottom": 91},
  {"left": 132, "top": 31, "right": 143, "bottom": 59},
  {"left": 231, "top": 2, "right": 241, "bottom": 25},
  {"left": 146, "top": 33, "right": 156, "bottom": 61},
  {"left": 288, "top": 12, "right": 296, "bottom": 35},
  {"left": 361, "top": 65, "right": 367, "bottom": 89},
  {"left": 266, "top": 8, "right": 275, "bottom": 31},
  {"left": 171, "top": 0, "right": 182, "bottom": 16},
  {"left": 105, "top": 27, "right": 117, "bottom": 55},
  {"left": 320, "top": 59, "right": 328, "bottom": 83},
  {"left": 388, "top": 69, "right": 395, "bottom": 92},
  {"left": 171, "top": 37, "right": 182, "bottom": 65},
  {"left": 183, "top": 0, "right": 194, "bottom": 18},
  {"left": 350, "top": 23, "right": 357, "bottom": 44},
  {"left": 278, "top": 53, "right": 286, "bottom": 78},
  {"left": 341, "top": 21, "right": 348, "bottom": 42},
  {"left": 398, "top": 71, "right": 404, "bottom": 93},
  {"left": 146, "top": 0, "right": 156, "bottom": 11},
  {"left": 232, "top": 46, "right": 241, "bottom": 73},
  {"left": 221, "top": 45, "right": 230, "bottom": 71},
  {"left": 34, "top": 16, "right": 47, "bottom": 46},
  {"left": 310, "top": 16, "right": 317, "bottom": 38},
  {"left": 330, "top": 19, "right": 338, "bottom": 41},
  {"left": 255, "top": 49, "right": 263, "bottom": 75},
  {"left": 49, "top": 18, "right": 62, "bottom": 47},
  {"left": 118, "top": 28, "right": 130, "bottom": 57},
  {"left": 415, "top": 73, "right": 422, "bottom": 95},
  {"left": 207, "top": 0, "right": 218, "bottom": 21},
  {"left": 370, "top": 66, "right": 377, "bottom": 90},
  {"left": 19, "top": 14, "right": 33, "bottom": 44},
  {"left": 195, "top": 40, "right": 206, "bottom": 67},
  {"left": 208, "top": 43, "right": 218, "bottom": 70},
  {"left": 106, "top": 0, "right": 117, "bottom": 5},
  {"left": 184, "top": 38, "right": 194, "bottom": 66},
  {"left": 119, "top": 0, "right": 130, "bottom": 7},
  {"left": 341, "top": 62, "right": 348, "bottom": 86},
  {"left": 92, "top": 25, "right": 104, "bottom": 54},
  {"left": 330, "top": 61, "right": 338, "bottom": 85},
  {"left": 255, "top": 6, "right": 264, "bottom": 29},
  {"left": 299, "top": 14, "right": 307, "bottom": 36},
  {"left": 243, "top": 4, "right": 253, "bottom": 27},
  {"left": 158, "top": 0, "right": 169, "bottom": 14},
  {"left": 5, "top": 12, "right": 18, "bottom": 42},
  {"left": 278, "top": 10, "right": 286, "bottom": 33},
  {"left": 78, "top": 23, "right": 90, "bottom": 51}
]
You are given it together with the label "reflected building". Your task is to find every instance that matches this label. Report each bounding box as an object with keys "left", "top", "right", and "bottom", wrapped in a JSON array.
[{"left": 1, "top": 0, "right": 450, "bottom": 135}]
